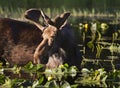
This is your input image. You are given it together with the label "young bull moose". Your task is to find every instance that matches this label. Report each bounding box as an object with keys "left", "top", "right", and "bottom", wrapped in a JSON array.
[
  {"left": 25, "top": 9, "right": 82, "bottom": 69},
  {"left": 0, "top": 9, "right": 44, "bottom": 66}
]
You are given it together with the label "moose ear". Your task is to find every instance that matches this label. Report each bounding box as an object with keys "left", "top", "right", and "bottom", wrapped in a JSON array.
[
  {"left": 40, "top": 9, "right": 54, "bottom": 26},
  {"left": 54, "top": 12, "right": 70, "bottom": 29}
]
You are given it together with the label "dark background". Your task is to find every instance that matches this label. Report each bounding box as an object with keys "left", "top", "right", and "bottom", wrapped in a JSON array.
[{"left": 0, "top": 0, "right": 120, "bottom": 11}]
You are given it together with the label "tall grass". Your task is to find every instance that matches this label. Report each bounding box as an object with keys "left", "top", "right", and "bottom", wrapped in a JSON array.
[
  {"left": 1, "top": 6, "right": 120, "bottom": 20},
  {"left": 0, "top": 6, "right": 25, "bottom": 19}
]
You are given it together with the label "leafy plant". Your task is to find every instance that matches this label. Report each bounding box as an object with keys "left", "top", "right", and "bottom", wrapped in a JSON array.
[{"left": 75, "top": 68, "right": 108, "bottom": 87}]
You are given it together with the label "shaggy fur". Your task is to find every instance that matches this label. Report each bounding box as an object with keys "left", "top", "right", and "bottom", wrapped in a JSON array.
[{"left": 0, "top": 18, "right": 42, "bottom": 66}]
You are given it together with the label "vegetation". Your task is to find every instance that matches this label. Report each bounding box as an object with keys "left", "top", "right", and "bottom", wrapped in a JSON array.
[{"left": 0, "top": 62, "right": 120, "bottom": 88}]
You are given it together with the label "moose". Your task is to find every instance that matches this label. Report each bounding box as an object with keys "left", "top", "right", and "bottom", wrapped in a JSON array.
[{"left": 0, "top": 8, "right": 82, "bottom": 69}]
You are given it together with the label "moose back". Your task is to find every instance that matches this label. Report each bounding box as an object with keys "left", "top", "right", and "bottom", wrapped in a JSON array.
[{"left": 0, "top": 18, "right": 42, "bottom": 66}]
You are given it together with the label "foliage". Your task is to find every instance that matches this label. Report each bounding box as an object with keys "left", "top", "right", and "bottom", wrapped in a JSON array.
[
  {"left": 79, "top": 20, "right": 120, "bottom": 59},
  {"left": 0, "top": 63, "right": 120, "bottom": 87},
  {"left": 76, "top": 68, "right": 108, "bottom": 87},
  {"left": 0, "top": 63, "right": 79, "bottom": 88}
]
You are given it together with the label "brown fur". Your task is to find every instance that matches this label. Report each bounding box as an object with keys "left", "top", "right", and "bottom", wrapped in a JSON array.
[
  {"left": 0, "top": 18, "right": 42, "bottom": 66},
  {"left": 33, "top": 25, "right": 58, "bottom": 64}
]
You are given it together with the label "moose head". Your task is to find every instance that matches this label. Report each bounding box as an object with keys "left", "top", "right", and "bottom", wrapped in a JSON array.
[{"left": 25, "top": 9, "right": 82, "bottom": 69}]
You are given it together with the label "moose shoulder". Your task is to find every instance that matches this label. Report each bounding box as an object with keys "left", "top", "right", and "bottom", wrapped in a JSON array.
[{"left": 0, "top": 16, "right": 43, "bottom": 66}]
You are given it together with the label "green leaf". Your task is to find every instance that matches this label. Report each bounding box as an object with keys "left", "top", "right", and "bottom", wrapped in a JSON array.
[
  {"left": 69, "top": 66, "right": 78, "bottom": 77},
  {"left": 38, "top": 76, "right": 44, "bottom": 85},
  {"left": 71, "top": 84, "right": 79, "bottom": 88},
  {"left": 11, "top": 78, "right": 25, "bottom": 87},
  {"left": 87, "top": 41, "right": 94, "bottom": 51},
  {"left": 60, "top": 81, "right": 71, "bottom": 88},
  {"left": 32, "top": 80, "right": 39, "bottom": 88},
  {"left": 45, "top": 80, "right": 59, "bottom": 88},
  {"left": 36, "top": 64, "right": 45, "bottom": 71},
  {"left": 59, "top": 65, "right": 68, "bottom": 79},
  {"left": 64, "top": 63, "right": 69, "bottom": 68},
  {"left": 0, "top": 74, "right": 5, "bottom": 84},
  {"left": 102, "top": 75, "right": 108, "bottom": 82},
  {"left": 45, "top": 69, "right": 53, "bottom": 78},
  {"left": 1, "top": 77, "right": 12, "bottom": 88},
  {"left": 24, "top": 62, "right": 34, "bottom": 70},
  {"left": 55, "top": 68, "right": 64, "bottom": 81},
  {"left": 81, "top": 68, "right": 90, "bottom": 73}
]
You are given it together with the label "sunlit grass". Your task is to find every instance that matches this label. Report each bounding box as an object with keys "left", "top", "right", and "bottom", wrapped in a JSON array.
[{"left": 0, "top": 6, "right": 120, "bottom": 21}]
